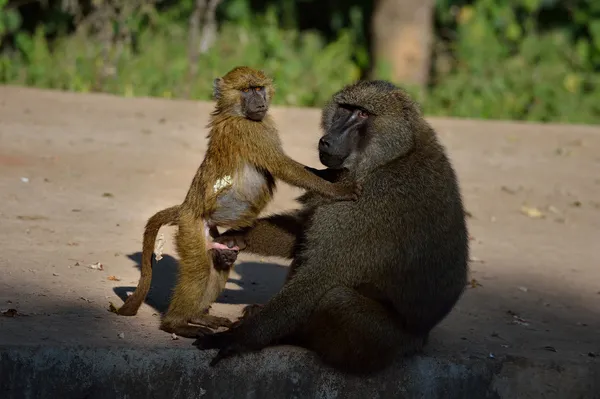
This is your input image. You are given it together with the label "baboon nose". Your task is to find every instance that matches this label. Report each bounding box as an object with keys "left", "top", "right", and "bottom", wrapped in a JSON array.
[{"left": 319, "top": 137, "right": 331, "bottom": 148}]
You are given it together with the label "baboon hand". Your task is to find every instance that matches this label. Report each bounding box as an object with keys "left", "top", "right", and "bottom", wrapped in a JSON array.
[
  {"left": 193, "top": 329, "right": 232, "bottom": 350},
  {"left": 193, "top": 329, "right": 249, "bottom": 366},
  {"left": 213, "top": 232, "right": 247, "bottom": 251},
  {"left": 231, "top": 303, "right": 264, "bottom": 327},
  {"left": 331, "top": 181, "right": 362, "bottom": 201},
  {"left": 209, "top": 248, "right": 239, "bottom": 271}
]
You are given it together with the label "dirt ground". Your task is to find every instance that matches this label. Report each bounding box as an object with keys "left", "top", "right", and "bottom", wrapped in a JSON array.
[{"left": 0, "top": 86, "right": 598, "bottom": 365}]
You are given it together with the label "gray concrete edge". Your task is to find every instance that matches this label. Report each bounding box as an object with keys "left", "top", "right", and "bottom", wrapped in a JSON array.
[{"left": 1, "top": 346, "right": 599, "bottom": 399}]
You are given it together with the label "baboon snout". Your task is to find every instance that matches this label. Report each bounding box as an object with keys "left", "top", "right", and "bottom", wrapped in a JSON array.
[{"left": 319, "top": 137, "right": 332, "bottom": 149}]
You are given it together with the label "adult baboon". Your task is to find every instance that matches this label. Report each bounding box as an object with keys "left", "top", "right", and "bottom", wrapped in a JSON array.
[{"left": 197, "top": 80, "right": 469, "bottom": 374}]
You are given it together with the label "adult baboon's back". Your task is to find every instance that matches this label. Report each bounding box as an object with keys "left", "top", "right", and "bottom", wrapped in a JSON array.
[{"left": 200, "top": 80, "right": 469, "bottom": 374}]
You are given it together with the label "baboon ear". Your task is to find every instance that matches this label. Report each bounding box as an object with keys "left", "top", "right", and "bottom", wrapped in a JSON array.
[
  {"left": 390, "top": 89, "right": 421, "bottom": 113},
  {"left": 213, "top": 78, "right": 224, "bottom": 100},
  {"left": 389, "top": 90, "right": 405, "bottom": 100}
]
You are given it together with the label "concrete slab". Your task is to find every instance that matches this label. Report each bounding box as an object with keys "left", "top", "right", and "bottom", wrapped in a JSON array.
[{"left": 0, "top": 86, "right": 599, "bottom": 398}]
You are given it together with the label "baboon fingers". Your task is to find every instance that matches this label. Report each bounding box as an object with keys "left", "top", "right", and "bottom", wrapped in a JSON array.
[
  {"left": 209, "top": 345, "right": 241, "bottom": 367},
  {"left": 231, "top": 303, "right": 263, "bottom": 327},
  {"left": 241, "top": 303, "right": 263, "bottom": 319},
  {"left": 189, "top": 314, "right": 233, "bottom": 329},
  {"left": 212, "top": 234, "right": 247, "bottom": 251},
  {"left": 160, "top": 322, "right": 215, "bottom": 339},
  {"left": 192, "top": 329, "right": 233, "bottom": 350},
  {"left": 210, "top": 248, "right": 239, "bottom": 271},
  {"left": 209, "top": 241, "right": 240, "bottom": 251}
]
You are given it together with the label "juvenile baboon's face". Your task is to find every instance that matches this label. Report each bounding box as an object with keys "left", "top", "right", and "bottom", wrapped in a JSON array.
[
  {"left": 212, "top": 66, "right": 275, "bottom": 121},
  {"left": 240, "top": 85, "right": 268, "bottom": 121}
]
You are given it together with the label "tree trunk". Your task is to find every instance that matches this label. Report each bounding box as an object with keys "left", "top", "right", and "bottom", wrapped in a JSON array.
[{"left": 370, "top": 0, "right": 435, "bottom": 88}]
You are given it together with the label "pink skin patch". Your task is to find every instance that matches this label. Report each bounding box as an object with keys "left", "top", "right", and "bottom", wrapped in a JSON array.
[
  {"left": 209, "top": 241, "right": 239, "bottom": 251},
  {"left": 204, "top": 222, "right": 239, "bottom": 251}
]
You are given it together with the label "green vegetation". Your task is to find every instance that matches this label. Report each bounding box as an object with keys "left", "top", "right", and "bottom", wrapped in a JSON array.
[{"left": 1, "top": 0, "right": 599, "bottom": 124}]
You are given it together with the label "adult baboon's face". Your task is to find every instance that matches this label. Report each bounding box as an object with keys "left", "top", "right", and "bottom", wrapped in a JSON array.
[
  {"left": 319, "top": 80, "right": 420, "bottom": 171},
  {"left": 318, "top": 104, "right": 369, "bottom": 168}
]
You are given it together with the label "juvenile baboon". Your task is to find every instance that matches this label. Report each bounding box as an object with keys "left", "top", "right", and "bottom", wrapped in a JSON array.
[
  {"left": 197, "top": 80, "right": 469, "bottom": 374},
  {"left": 116, "top": 66, "right": 361, "bottom": 338}
]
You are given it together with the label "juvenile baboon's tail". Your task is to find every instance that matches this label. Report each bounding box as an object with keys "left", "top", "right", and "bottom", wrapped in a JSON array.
[{"left": 117, "top": 206, "right": 180, "bottom": 316}]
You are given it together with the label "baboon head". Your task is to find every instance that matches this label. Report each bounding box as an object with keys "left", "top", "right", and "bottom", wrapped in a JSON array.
[
  {"left": 319, "top": 80, "right": 427, "bottom": 173},
  {"left": 212, "top": 66, "right": 275, "bottom": 121}
]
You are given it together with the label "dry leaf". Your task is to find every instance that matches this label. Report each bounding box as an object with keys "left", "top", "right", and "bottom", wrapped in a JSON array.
[
  {"left": 469, "top": 278, "right": 482, "bottom": 288},
  {"left": 17, "top": 215, "right": 49, "bottom": 221},
  {"left": 521, "top": 206, "right": 545, "bottom": 219},
  {"left": 512, "top": 315, "right": 529, "bottom": 326},
  {"left": 547, "top": 206, "right": 560, "bottom": 214},
  {"left": 117, "top": 332, "right": 125, "bottom": 339},
  {"left": 87, "top": 262, "right": 104, "bottom": 271},
  {"left": 107, "top": 275, "right": 121, "bottom": 281},
  {"left": 52, "top": 272, "right": 59, "bottom": 276},
  {"left": 155, "top": 233, "right": 165, "bottom": 262},
  {"left": 518, "top": 286, "right": 528, "bottom": 293},
  {"left": 500, "top": 186, "right": 518, "bottom": 194}
]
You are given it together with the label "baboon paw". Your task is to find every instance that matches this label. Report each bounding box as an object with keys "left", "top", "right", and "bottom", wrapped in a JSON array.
[
  {"left": 193, "top": 330, "right": 232, "bottom": 350},
  {"left": 210, "top": 248, "right": 239, "bottom": 271},
  {"left": 353, "top": 182, "right": 363, "bottom": 198},
  {"left": 209, "top": 343, "right": 246, "bottom": 367},
  {"left": 161, "top": 324, "right": 213, "bottom": 339},
  {"left": 334, "top": 182, "right": 361, "bottom": 201},
  {"left": 189, "top": 315, "right": 233, "bottom": 329},
  {"left": 213, "top": 234, "right": 247, "bottom": 251},
  {"left": 231, "top": 304, "right": 263, "bottom": 327},
  {"left": 242, "top": 303, "right": 263, "bottom": 318}
]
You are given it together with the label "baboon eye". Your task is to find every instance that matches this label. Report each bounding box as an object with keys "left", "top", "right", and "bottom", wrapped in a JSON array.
[
  {"left": 242, "top": 88, "right": 250, "bottom": 93},
  {"left": 358, "top": 110, "right": 369, "bottom": 118},
  {"left": 255, "top": 87, "right": 262, "bottom": 92}
]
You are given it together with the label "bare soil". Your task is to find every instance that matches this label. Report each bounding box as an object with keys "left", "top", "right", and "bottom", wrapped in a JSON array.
[{"left": 0, "top": 86, "right": 598, "bottom": 366}]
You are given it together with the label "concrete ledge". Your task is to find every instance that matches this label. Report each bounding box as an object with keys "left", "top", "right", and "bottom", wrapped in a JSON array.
[{"left": 2, "top": 346, "right": 598, "bottom": 399}]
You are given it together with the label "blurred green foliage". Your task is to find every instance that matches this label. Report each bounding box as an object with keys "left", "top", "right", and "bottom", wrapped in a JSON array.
[
  {"left": 0, "top": 0, "right": 599, "bottom": 124},
  {"left": 430, "top": 0, "right": 600, "bottom": 123}
]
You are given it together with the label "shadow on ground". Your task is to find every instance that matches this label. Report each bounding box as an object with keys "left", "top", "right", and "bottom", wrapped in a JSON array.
[{"left": 112, "top": 252, "right": 288, "bottom": 315}]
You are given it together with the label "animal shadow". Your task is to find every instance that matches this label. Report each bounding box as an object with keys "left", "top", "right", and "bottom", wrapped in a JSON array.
[{"left": 113, "top": 252, "right": 288, "bottom": 315}]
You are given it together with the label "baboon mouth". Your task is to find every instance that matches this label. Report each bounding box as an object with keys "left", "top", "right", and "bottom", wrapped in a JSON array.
[
  {"left": 319, "top": 151, "right": 346, "bottom": 168},
  {"left": 247, "top": 110, "right": 267, "bottom": 121}
]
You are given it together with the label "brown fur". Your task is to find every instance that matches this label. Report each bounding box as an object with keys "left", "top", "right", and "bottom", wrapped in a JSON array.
[
  {"left": 197, "top": 80, "right": 469, "bottom": 374},
  {"left": 116, "top": 66, "right": 360, "bottom": 338}
]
